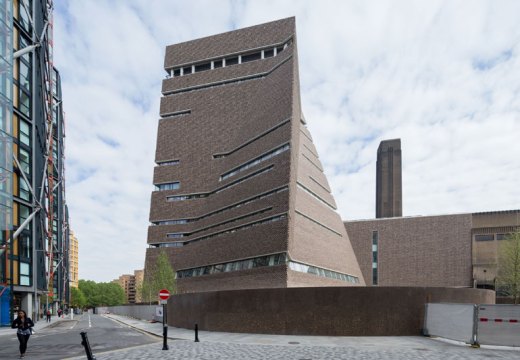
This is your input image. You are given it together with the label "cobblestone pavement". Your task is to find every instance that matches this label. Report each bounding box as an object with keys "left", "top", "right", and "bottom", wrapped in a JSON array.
[{"left": 67, "top": 338, "right": 520, "bottom": 360}]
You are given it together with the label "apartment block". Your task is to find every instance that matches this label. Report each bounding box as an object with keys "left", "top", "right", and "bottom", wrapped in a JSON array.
[
  {"left": 134, "top": 269, "right": 143, "bottom": 303},
  {"left": 118, "top": 274, "right": 136, "bottom": 304},
  {"left": 69, "top": 231, "right": 78, "bottom": 288},
  {"left": 1, "top": 0, "right": 69, "bottom": 325}
]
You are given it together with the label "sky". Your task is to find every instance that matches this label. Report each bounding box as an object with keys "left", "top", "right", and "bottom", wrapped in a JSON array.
[{"left": 53, "top": 0, "right": 520, "bottom": 282}]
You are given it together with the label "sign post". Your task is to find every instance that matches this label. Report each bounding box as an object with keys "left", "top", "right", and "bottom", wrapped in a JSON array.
[{"left": 159, "top": 289, "right": 170, "bottom": 350}]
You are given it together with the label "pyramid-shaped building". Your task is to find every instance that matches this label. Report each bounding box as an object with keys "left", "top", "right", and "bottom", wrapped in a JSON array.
[{"left": 146, "top": 17, "right": 365, "bottom": 292}]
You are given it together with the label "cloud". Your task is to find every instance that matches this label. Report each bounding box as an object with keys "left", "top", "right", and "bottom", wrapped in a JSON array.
[{"left": 54, "top": 0, "right": 520, "bottom": 281}]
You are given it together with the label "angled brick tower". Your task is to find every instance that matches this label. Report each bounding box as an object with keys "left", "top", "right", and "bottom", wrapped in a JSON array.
[{"left": 145, "top": 17, "right": 365, "bottom": 292}]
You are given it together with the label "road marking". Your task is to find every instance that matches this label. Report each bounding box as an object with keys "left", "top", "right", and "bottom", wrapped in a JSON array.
[{"left": 88, "top": 313, "right": 92, "bottom": 328}]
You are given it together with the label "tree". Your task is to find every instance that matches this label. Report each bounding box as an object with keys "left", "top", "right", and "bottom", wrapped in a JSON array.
[
  {"left": 70, "top": 287, "right": 87, "bottom": 309},
  {"left": 79, "top": 280, "right": 100, "bottom": 308},
  {"left": 140, "top": 251, "right": 176, "bottom": 303},
  {"left": 97, "top": 282, "right": 125, "bottom": 306},
  {"left": 497, "top": 231, "right": 520, "bottom": 304},
  {"left": 78, "top": 279, "right": 125, "bottom": 307}
]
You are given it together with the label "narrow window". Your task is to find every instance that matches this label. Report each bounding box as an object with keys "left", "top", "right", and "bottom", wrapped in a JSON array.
[
  {"left": 214, "top": 60, "right": 223, "bottom": 68},
  {"left": 183, "top": 66, "right": 192, "bottom": 75},
  {"left": 372, "top": 231, "right": 378, "bottom": 285},
  {"left": 242, "top": 52, "right": 262, "bottom": 63},
  {"left": 195, "top": 62, "right": 211, "bottom": 72},
  {"left": 155, "top": 182, "right": 180, "bottom": 191},
  {"left": 264, "top": 49, "right": 274, "bottom": 58},
  {"left": 19, "top": 120, "right": 30, "bottom": 146},
  {"left": 475, "top": 234, "right": 494, "bottom": 241},
  {"left": 226, "top": 57, "right": 239, "bottom": 66},
  {"left": 173, "top": 68, "right": 181, "bottom": 77}
]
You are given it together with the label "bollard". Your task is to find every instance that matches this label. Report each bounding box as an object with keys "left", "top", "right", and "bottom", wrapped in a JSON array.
[
  {"left": 195, "top": 323, "right": 200, "bottom": 342},
  {"left": 162, "top": 303, "right": 169, "bottom": 350},
  {"left": 80, "top": 332, "right": 96, "bottom": 360}
]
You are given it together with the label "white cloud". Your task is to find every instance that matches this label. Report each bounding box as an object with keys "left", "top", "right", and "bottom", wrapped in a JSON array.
[{"left": 54, "top": 0, "right": 520, "bottom": 281}]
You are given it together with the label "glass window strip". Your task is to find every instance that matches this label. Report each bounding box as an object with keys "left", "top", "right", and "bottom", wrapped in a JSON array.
[
  {"left": 167, "top": 38, "right": 293, "bottom": 78},
  {"left": 153, "top": 186, "right": 288, "bottom": 226},
  {"left": 288, "top": 261, "right": 359, "bottom": 284},
  {"left": 220, "top": 143, "right": 289, "bottom": 181},
  {"left": 155, "top": 182, "right": 180, "bottom": 191},
  {"left": 156, "top": 160, "right": 179, "bottom": 166},
  {"left": 167, "top": 165, "right": 273, "bottom": 202},
  {"left": 372, "top": 231, "right": 378, "bottom": 285},
  {"left": 164, "top": 56, "right": 292, "bottom": 96},
  {"left": 475, "top": 234, "right": 494, "bottom": 241},
  {"left": 150, "top": 213, "right": 287, "bottom": 248},
  {"left": 176, "top": 253, "right": 287, "bottom": 279},
  {"left": 213, "top": 118, "right": 291, "bottom": 159}
]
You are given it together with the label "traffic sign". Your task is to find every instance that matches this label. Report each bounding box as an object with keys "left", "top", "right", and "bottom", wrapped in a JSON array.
[{"left": 159, "top": 289, "right": 170, "bottom": 300}]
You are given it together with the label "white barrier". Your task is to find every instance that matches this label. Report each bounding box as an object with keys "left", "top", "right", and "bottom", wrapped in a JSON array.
[
  {"left": 102, "top": 305, "right": 161, "bottom": 322},
  {"left": 477, "top": 305, "right": 520, "bottom": 346},
  {"left": 424, "top": 303, "right": 520, "bottom": 347},
  {"left": 424, "top": 303, "right": 476, "bottom": 344}
]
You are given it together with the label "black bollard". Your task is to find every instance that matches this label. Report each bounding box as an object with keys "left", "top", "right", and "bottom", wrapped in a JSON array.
[
  {"left": 162, "top": 303, "right": 169, "bottom": 350},
  {"left": 80, "top": 332, "right": 96, "bottom": 360},
  {"left": 195, "top": 323, "right": 200, "bottom": 342}
]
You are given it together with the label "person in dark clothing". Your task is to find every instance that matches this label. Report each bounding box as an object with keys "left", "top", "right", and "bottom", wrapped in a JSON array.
[
  {"left": 11, "top": 310, "right": 34, "bottom": 358},
  {"left": 46, "top": 309, "right": 51, "bottom": 322}
]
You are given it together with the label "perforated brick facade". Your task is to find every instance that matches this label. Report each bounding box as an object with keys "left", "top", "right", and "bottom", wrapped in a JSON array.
[{"left": 145, "top": 17, "right": 365, "bottom": 293}]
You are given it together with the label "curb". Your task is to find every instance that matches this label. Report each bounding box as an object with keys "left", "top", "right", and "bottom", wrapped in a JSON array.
[{"left": 103, "top": 314, "right": 186, "bottom": 341}]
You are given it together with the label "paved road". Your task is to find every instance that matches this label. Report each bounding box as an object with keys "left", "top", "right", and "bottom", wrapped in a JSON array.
[{"left": 0, "top": 313, "right": 159, "bottom": 359}]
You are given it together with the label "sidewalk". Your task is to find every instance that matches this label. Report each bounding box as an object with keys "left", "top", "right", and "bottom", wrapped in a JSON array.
[
  {"left": 0, "top": 314, "right": 68, "bottom": 336},
  {"left": 103, "top": 313, "right": 440, "bottom": 348},
  {"left": 61, "top": 314, "right": 520, "bottom": 360}
]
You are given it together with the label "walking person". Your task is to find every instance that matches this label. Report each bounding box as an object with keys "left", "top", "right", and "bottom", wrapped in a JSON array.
[
  {"left": 11, "top": 309, "right": 34, "bottom": 358},
  {"left": 46, "top": 309, "right": 51, "bottom": 322},
  {"left": 57, "top": 308, "right": 62, "bottom": 318}
]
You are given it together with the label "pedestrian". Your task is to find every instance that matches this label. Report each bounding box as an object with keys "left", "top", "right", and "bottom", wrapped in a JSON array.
[
  {"left": 11, "top": 309, "right": 34, "bottom": 359},
  {"left": 46, "top": 309, "right": 51, "bottom": 322},
  {"left": 57, "top": 308, "right": 62, "bottom": 318}
]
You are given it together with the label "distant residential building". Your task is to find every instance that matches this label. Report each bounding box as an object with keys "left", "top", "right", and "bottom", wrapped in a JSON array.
[
  {"left": 134, "top": 269, "right": 144, "bottom": 303},
  {"left": 69, "top": 231, "right": 79, "bottom": 288},
  {"left": 118, "top": 274, "right": 136, "bottom": 304},
  {"left": 376, "top": 139, "right": 402, "bottom": 218},
  {"left": 117, "top": 271, "right": 144, "bottom": 304}
]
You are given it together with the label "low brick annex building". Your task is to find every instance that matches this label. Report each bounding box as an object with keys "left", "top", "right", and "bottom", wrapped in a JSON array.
[
  {"left": 345, "top": 210, "right": 520, "bottom": 291},
  {"left": 145, "top": 17, "right": 364, "bottom": 293}
]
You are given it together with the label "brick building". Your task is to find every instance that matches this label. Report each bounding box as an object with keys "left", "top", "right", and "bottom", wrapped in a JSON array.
[
  {"left": 134, "top": 269, "right": 144, "bottom": 303},
  {"left": 145, "top": 17, "right": 364, "bottom": 293},
  {"left": 118, "top": 274, "right": 136, "bottom": 304},
  {"left": 344, "top": 210, "right": 520, "bottom": 290}
]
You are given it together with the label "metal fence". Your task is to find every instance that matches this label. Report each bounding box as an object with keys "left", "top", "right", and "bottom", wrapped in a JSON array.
[
  {"left": 96, "top": 305, "right": 161, "bottom": 322},
  {"left": 424, "top": 303, "right": 520, "bottom": 347}
]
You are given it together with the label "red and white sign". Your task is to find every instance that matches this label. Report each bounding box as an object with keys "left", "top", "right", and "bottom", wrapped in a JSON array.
[{"left": 159, "top": 289, "right": 170, "bottom": 300}]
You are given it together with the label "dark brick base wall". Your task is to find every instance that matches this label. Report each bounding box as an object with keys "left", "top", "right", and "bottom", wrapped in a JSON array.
[{"left": 168, "top": 286, "right": 494, "bottom": 336}]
